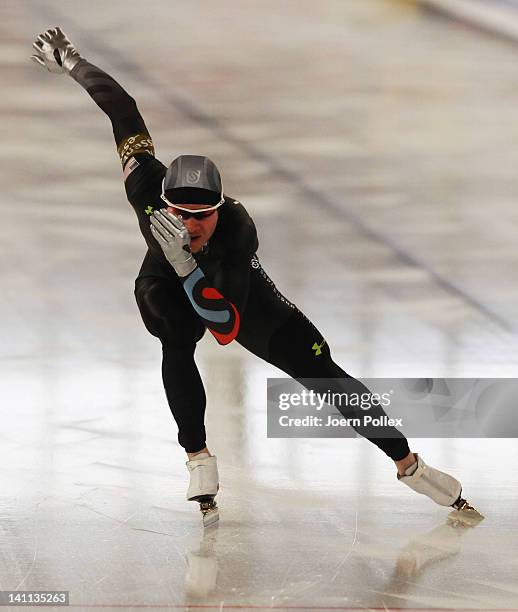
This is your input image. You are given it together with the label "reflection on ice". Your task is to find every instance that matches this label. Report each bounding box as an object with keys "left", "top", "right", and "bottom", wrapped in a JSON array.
[{"left": 185, "top": 526, "right": 219, "bottom": 598}]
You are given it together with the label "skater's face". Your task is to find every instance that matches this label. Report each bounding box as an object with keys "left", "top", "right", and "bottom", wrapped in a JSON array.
[{"left": 167, "top": 204, "right": 219, "bottom": 253}]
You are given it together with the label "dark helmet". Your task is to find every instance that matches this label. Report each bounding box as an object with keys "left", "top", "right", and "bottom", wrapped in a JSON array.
[{"left": 161, "top": 155, "right": 224, "bottom": 210}]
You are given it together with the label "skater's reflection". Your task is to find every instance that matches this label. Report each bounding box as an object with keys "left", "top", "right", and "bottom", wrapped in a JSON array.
[
  {"left": 185, "top": 524, "right": 219, "bottom": 598},
  {"left": 377, "top": 514, "right": 483, "bottom": 608},
  {"left": 394, "top": 520, "right": 465, "bottom": 579}
]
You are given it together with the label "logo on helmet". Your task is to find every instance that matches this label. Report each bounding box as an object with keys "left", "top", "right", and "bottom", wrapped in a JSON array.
[{"left": 186, "top": 170, "right": 201, "bottom": 184}]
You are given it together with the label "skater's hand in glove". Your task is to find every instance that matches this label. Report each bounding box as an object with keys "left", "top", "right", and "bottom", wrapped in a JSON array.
[
  {"left": 31, "top": 27, "right": 82, "bottom": 74},
  {"left": 150, "top": 209, "right": 197, "bottom": 278}
]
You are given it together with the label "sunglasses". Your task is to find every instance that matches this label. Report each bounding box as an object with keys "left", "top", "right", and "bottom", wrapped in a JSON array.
[
  {"left": 170, "top": 207, "right": 217, "bottom": 221},
  {"left": 160, "top": 178, "right": 225, "bottom": 220}
]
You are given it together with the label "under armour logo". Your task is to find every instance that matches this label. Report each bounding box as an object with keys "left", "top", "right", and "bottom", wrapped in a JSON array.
[
  {"left": 312, "top": 340, "right": 326, "bottom": 356},
  {"left": 144, "top": 205, "right": 154, "bottom": 215},
  {"left": 186, "top": 170, "right": 201, "bottom": 184}
]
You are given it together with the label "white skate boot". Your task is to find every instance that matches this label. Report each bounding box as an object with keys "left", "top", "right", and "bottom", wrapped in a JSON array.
[
  {"left": 186, "top": 453, "right": 219, "bottom": 527},
  {"left": 398, "top": 454, "right": 483, "bottom": 524}
]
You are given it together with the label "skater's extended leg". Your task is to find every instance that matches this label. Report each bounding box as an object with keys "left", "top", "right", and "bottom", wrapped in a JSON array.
[
  {"left": 266, "top": 311, "right": 481, "bottom": 516},
  {"left": 237, "top": 258, "right": 482, "bottom": 517},
  {"left": 265, "top": 308, "right": 412, "bottom": 461},
  {"left": 237, "top": 260, "right": 410, "bottom": 461}
]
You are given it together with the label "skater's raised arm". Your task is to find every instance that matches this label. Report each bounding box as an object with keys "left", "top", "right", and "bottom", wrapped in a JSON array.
[{"left": 31, "top": 27, "right": 154, "bottom": 167}]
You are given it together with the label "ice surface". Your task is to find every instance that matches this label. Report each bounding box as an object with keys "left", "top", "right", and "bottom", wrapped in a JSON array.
[{"left": 2, "top": 0, "right": 518, "bottom": 609}]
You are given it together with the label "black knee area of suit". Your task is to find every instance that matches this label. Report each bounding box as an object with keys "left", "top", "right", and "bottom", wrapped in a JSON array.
[{"left": 135, "top": 277, "right": 205, "bottom": 344}]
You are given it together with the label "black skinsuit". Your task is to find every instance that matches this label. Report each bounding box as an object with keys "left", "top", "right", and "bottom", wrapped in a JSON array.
[{"left": 70, "top": 59, "right": 410, "bottom": 459}]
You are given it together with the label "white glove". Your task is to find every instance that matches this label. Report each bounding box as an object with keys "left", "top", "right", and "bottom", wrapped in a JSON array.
[
  {"left": 31, "top": 26, "right": 82, "bottom": 74},
  {"left": 150, "top": 209, "right": 197, "bottom": 278}
]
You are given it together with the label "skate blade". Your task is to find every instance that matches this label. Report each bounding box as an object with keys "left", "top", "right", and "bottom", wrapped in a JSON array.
[
  {"left": 199, "top": 498, "right": 219, "bottom": 528},
  {"left": 447, "top": 503, "right": 484, "bottom": 527}
]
